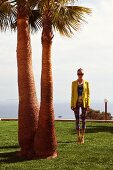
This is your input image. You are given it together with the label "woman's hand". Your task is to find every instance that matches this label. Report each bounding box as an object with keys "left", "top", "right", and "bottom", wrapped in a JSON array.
[
  {"left": 87, "top": 106, "right": 90, "bottom": 112},
  {"left": 71, "top": 107, "right": 75, "bottom": 111}
]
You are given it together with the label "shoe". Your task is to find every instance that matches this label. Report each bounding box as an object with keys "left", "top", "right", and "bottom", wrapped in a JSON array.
[
  {"left": 77, "top": 136, "right": 81, "bottom": 144},
  {"left": 81, "top": 136, "right": 84, "bottom": 144}
]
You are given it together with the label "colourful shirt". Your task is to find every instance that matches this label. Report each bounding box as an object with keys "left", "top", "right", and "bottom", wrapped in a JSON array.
[
  {"left": 78, "top": 83, "right": 83, "bottom": 97},
  {"left": 77, "top": 83, "right": 83, "bottom": 106}
]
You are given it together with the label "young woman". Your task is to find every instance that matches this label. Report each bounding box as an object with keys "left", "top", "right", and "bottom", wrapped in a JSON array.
[{"left": 71, "top": 68, "right": 90, "bottom": 144}]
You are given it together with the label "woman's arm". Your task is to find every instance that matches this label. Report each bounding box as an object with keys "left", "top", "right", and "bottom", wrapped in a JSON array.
[
  {"left": 87, "top": 82, "right": 90, "bottom": 107},
  {"left": 71, "top": 82, "right": 74, "bottom": 110}
]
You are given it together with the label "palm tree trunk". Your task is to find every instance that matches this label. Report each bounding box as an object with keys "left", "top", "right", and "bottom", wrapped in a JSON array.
[
  {"left": 17, "top": 4, "right": 39, "bottom": 158},
  {"left": 34, "top": 21, "right": 57, "bottom": 158}
]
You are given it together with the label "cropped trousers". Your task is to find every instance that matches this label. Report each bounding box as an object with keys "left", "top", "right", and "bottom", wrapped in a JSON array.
[{"left": 74, "top": 103, "right": 87, "bottom": 130}]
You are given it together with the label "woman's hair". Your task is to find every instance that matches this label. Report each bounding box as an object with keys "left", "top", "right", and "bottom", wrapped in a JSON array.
[{"left": 77, "top": 68, "right": 84, "bottom": 73}]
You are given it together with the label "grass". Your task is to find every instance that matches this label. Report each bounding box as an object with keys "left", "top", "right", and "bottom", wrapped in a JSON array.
[{"left": 0, "top": 121, "right": 113, "bottom": 170}]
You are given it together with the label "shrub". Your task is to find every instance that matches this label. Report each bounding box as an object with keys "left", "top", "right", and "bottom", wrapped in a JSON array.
[{"left": 86, "top": 109, "right": 112, "bottom": 120}]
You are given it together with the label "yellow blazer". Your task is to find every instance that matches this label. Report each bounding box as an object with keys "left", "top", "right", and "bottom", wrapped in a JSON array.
[{"left": 71, "top": 80, "right": 90, "bottom": 108}]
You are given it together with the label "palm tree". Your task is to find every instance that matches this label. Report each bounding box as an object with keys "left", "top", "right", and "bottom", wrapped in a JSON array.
[
  {"left": 34, "top": 0, "right": 91, "bottom": 158},
  {"left": 0, "top": 0, "right": 40, "bottom": 159},
  {"left": 16, "top": 1, "right": 40, "bottom": 158}
]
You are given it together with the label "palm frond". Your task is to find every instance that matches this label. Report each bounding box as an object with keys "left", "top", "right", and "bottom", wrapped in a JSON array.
[
  {"left": 0, "top": 0, "right": 16, "bottom": 31},
  {"left": 33, "top": 0, "right": 91, "bottom": 37},
  {"left": 29, "top": 9, "right": 42, "bottom": 32},
  {"left": 52, "top": 4, "right": 91, "bottom": 37},
  {"left": 8, "top": 0, "right": 42, "bottom": 32},
  {"left": 0, "top": 0, "right": 92, "bottom": 35}
]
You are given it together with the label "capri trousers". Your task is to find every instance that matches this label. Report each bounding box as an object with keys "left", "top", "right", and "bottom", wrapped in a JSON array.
[{"left": 74, "top": 104, "right": 87, "bottom": 130}]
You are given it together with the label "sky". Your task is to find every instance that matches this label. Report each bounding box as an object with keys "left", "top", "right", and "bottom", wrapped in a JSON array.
[{"left": 0, "top": 0, "right": 113, "bottom": 106}]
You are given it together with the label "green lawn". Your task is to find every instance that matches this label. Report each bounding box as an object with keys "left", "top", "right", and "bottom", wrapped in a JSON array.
[{"left": 0, "top": 121, "right": 113, "bottom": 170}]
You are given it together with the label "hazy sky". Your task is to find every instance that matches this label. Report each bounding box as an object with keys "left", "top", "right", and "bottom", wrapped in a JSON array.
[{"left": 0, "top": 0, "right": 113, "bottom": 105}]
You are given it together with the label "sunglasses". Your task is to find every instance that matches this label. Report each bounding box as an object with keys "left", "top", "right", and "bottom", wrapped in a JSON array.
[{"left": 77, "top": 73, "right": 84, "bottom": 76}]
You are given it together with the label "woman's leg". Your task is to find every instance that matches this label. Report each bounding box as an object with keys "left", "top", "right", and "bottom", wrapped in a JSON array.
[
  {"left": 81, "top": 108, "right": 87, "bottom": 143},
  {"left": 74, "top": 107, "right": 80, "bottom": 143}
]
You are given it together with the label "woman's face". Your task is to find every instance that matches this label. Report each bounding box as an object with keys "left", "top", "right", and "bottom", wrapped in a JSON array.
[{"left": 77, "top": 71, "right": 84, "bottom": 79}]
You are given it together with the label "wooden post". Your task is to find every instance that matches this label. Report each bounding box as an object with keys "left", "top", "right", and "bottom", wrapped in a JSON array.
[{"left": 104, "top": 99, "right": 108, "bottom": 120}]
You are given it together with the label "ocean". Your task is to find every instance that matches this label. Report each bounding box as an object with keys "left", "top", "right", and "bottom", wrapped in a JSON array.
[{"left": 0, "top": 101, "right": 113, "bottom": 119}]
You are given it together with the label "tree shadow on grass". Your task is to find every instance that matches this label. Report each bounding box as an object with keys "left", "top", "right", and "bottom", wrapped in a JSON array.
[
  {"left": 0, "top": 145, "right": 34, "bottom": 163},
  {"left": 0, "top": 151, "right": 30, "bottom": 164},
  {"left": 71, "top": 125, "right": 113, "bottom": 135},
  {"left": 58, "top": 141, "right": 75, "bottom": 144},
  {"left": 0, "top": 145, "right": 19, "bottom": 149},
  {"left": 86, "top": 125, "right": 113, "bottom": 134}
]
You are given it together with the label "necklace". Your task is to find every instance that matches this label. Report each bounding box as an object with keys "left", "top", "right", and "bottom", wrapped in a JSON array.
[{"left": 78, "top": 80, "right": 83, "bottom": 85}]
